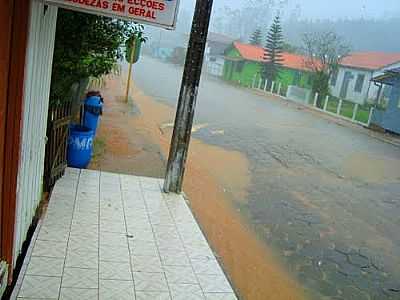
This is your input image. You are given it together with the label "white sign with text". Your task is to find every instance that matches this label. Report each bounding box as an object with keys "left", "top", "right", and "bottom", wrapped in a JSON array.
[{"left": 45, "top": 0, "right": 180, "bottom": 29}]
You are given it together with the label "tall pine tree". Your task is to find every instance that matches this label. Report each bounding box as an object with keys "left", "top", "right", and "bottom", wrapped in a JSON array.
[
  {"left": 262, "top": 15, "right": 284, "bottom": 82},
  {"left": 249, "top": 28, "right": 262, "bottom": 46}
]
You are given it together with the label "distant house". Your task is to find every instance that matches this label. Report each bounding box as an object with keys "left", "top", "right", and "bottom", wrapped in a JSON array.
[
  {"left": 370, "top": 68, "right": 400, "bottom": 134},
  {"left": 331, "top": 52, "right": 400, "bottom": 104},
  {"left": 204, "top": 32, "right": 235, "bottom": 77},
  {"left": 223, "top": 42, "right": 314, "bottom": 89},
  {"left": 147, "top": 29, "right": 187, "bottom": 61}
]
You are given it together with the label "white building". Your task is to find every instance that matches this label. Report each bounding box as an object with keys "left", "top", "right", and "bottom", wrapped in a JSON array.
[
  {"left": 204, "top": 32, "right": 235, "bottom": 77},
  {"left": 330, "top": 52, "right": 400, "bottom": 104}
]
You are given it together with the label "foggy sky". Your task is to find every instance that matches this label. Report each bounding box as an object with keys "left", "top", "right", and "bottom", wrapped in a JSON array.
[{"left": 182, "top": 0, "right": 400, "bottom": 20}]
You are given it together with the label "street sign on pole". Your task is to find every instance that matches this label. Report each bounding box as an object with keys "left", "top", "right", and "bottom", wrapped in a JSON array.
[
  {"left": 45, "top": 0, "right": 180, "bottom": 30},
  {"left": 164, "top": 0, "right": 214, "bottom": 193}
]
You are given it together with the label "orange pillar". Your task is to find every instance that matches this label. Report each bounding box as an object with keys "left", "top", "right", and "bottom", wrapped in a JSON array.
[{"left": 0, "top": 0, "right": 31, "bottom": 282}]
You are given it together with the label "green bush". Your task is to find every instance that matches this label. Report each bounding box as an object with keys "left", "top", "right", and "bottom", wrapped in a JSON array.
[{"left": 50, "top": 9, "right": 135, "bottom": 104}]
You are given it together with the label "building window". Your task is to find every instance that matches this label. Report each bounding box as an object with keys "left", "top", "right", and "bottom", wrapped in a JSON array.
[
  {"left": 330, "top": 70, "right": 338, "bottom": 86},
  {"left": 354, "top": 74, "right": 365, "bottom": 93}
]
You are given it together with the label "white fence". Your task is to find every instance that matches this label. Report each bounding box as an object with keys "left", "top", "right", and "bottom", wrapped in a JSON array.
[
  {"left": 309, "top": 93, "right": 374, "bottom": 127},
  {"left": 286, "top": 85, "right": 312, "bottom": 105},
  {"left": 251, "top": 76, "right": 283, "bottom": 95},
  {"left": 251, "top": 76, "right": 374, "bottom": 127}
]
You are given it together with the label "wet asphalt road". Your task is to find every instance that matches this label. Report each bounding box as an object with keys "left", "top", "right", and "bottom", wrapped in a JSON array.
[{"left": 133, "top": 57, "right": 400, "bottom": 300}]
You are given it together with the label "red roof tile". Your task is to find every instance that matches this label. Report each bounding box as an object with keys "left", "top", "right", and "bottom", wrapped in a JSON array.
[
  {"left": 340, "top": 52, "right": 400, "bottom": 70},
  {"left": 232, "top": 42, "right": 312, "bottom": 71},
  {"left": 233, "top": 42, "right": 265, "bottom": 62}
]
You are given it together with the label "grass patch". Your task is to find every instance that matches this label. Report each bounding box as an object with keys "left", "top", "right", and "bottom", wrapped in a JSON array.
[
  {"left": 326, "top": 98, "right": 339, "bottom": 113},
  {"left": 294, "top": 91, "right": 372, "bottom": 124},
  {"left": 92, "top": 137, "right": 106, "bottom": 163},
  {"left": 325, "top": 97, "right": 370, "bottom": 123},
  {"left": 338, "top": 101, "right": 355, "bottom": 119},
  {"left": 338, "top": 101, "right": 370, "bottom": 123},
  {"left": 355, "top": 106, "right": 370, "bottom": 124},
  {"left": 309, "top": 94, "right": 372, "bottom": 124}
]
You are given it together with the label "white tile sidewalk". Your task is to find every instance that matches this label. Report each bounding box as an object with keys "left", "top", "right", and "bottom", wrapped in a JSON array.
[{"left": 13, "top": 168, "right": 237, "bottom": 300}]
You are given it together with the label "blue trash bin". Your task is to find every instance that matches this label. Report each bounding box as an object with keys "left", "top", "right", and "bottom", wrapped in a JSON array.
[
  {"left": 67, "top": 125, "right": 94, "bottom": 169},
  {"left": 83, "top": 96, "right": 103, "bottom": 135}
]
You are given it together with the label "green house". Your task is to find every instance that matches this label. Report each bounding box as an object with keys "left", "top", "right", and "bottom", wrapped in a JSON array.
[{"left": 223, "top": 42, "right": 314, "bottom": 90}]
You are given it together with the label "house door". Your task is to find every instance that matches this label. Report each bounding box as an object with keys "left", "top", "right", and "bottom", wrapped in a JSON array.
[{"left": 340, "top": 71, "right": 353, "bottom": 99}]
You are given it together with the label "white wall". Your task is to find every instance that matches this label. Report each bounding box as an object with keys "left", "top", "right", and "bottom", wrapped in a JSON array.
[
  {"left": 330, "top": 66, "right": 373, "bottom": 104},
  {"left": 207, "top": 56, "right": 225, "bottom": 77},
  {"left": 13, "top": 0, "right": 58, "bottom": 266},
  {"left": 331, "top": 61, "right": 400, "bottom": 105}
]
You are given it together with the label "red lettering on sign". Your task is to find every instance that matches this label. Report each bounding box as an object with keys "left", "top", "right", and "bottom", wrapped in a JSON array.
[
  {"left": 63, "top": 0, "right": 168, "bottom": 23},
  {"left": 112, "top": 2, "right": 125, "bottom": 12},
  {"left": 125, "top": 0, "right": 165, "bottom": 11},
  {"left": 66, "top": 0, "right": 110, "bottom": 9},
  {"left": 127, "top": 6, "right": 157, "bottom": 19}
]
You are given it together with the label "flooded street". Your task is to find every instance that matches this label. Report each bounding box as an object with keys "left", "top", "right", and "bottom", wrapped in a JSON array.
[
  {"left": 132, "top": 57, "right": 400, "bottom": 300},
  {"left": 93, "top": 72, "right": 307, "bottom": 300}
]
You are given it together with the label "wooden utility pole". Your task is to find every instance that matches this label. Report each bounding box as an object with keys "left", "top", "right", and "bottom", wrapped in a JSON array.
[
  {"left": 125, "top": 37, "right": 136, "bottom": 103},
  {"left": 164, "top": 0, "right": 214, "bottom": 193}
]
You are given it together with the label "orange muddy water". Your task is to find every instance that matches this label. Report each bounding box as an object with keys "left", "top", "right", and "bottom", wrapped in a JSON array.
[{"left": 89, "top": 74, "right": 307, "bottom": 300}]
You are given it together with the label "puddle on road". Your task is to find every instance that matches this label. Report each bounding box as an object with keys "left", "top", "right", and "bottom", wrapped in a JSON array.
[
  {"left": 159, "top": 122, "right": 209, "bottom": 134},
  {"left": 343, "top": 153, "right": 400, "bottom": 183}
]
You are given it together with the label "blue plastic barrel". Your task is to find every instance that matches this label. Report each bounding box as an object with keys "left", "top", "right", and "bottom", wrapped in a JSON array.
[
  {"left": 83, "top": 96, "right": 103, "bottom": 135},
  {"left": 67, "top": 125, "right": 94, "bottom": 169}
]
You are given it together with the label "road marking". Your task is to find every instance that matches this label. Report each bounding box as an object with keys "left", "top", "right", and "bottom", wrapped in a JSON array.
[
  {"left": 159, "top": 123, "right": 209, "bottom": 133},
  {"left": 211, "top": 130, "right": 225, "bottom": 135}
]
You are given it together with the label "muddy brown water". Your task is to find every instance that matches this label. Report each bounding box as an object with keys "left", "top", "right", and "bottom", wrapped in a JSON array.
[{"left": 90, "top": 74, "right": 308, "bottom": 300}]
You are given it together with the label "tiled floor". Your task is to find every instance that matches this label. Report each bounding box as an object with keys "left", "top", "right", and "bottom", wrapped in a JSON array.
[{"left": 13, "top": 168, "right": 237, "bottom": 300}]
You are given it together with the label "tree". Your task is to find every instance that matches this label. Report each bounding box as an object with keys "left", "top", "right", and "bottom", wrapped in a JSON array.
[
  {"left": 302, "top": 31, "right": 350, "bottom": 107},
  {"left": 249, "top": 28, "right": 263, "bottom": 46},
  {"left": 282, "top": 42, "right": 298, "bottom": 53},
  {"left": 50, "top": 9, "right": 138, "bottom": 103},
  {"left": 262, "top": 15, "right": 284, "bottom": 82}
]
